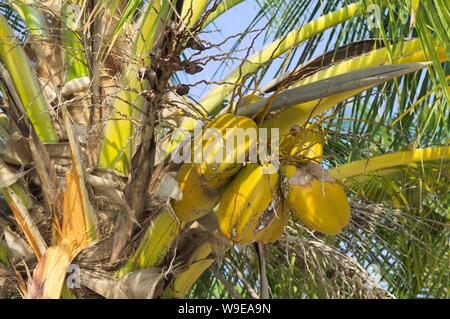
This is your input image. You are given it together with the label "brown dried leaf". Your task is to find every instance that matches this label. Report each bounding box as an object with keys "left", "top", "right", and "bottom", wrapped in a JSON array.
[{"left": 29, "top": 110, "right": 98, "bottom": 299}]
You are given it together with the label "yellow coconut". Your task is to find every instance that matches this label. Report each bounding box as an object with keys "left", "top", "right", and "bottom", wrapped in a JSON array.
[
  {"left": 280, "top": 125, "right": 323, "bottom": 163},
  {"left": 171, "top": 163, "right": 221, "bottom": 222},
  {"left": 193, "top": 113, "right": 258, "bottom": 190},
  {"left": 255, "top": 201, "right": 289, "bottom": 244},
  {"left": 218, "top": 163, "right": 280, "bottom": 244},
  {"left": 281, "top": 163, "right": 350, "bottom": 235}
]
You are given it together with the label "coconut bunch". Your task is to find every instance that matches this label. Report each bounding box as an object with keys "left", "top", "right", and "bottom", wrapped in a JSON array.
[{"left": 166, "top": 113, "right": 350, "bottom": 246}]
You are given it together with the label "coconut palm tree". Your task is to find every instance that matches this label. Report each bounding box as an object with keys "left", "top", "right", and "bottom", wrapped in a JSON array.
[{"left": 0, "top": 0, "right": 448, "bottom": 299}]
